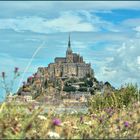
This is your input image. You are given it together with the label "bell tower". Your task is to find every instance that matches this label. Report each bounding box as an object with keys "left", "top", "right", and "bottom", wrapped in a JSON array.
[{"left": 66, "top": 34, "right": 73, "bottom": 63}]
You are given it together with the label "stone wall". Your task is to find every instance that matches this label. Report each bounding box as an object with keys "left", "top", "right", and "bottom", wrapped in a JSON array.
[
  {"left": 77, "top": 63, "right": 91, "bottom": 78},
  {"left": 37, "top": 61, "right": 92, "bottom": 82},
  {"left": 62, "top": 63, "right": 77, "bottom": 77}
]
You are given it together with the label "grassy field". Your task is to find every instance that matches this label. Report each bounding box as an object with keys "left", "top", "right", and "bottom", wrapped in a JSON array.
[{"left": 0, "top": 84, "right": 140, "bottom": 139}]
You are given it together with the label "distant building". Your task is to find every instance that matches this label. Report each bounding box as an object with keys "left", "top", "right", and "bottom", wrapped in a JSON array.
[
  {"left": 37, "top": 35, "right": 94, "bottom": 80},
  {"left": 7, "top": 95, "right": 34, "bottom": 103}
]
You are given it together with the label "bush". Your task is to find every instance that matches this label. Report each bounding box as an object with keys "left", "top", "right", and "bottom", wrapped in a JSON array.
[
  {"left": 78, "top": 87, "right": 87, "bottom": 92},
  {"left": 67, "top": 78, "right": 79, "bottom": 83},
  {"left": 89, "top": 88, "right": 95, "bottom": 95},
  {"left": 88, "top": 84, "right": 139, "bottom": 112},
  {"left": 85, "top": 80, "right": 93, "bottom": 87},
  {"left": 114, "top": 83, "right": 138, "bottom": 107},
  {"left": 63, "top": 86, "right": 76, "bottom": 92}
]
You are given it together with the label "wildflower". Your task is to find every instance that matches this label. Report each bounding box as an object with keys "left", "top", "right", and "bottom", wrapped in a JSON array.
[
  {"left": 52, "top": 118, "right": 61, "bottom": 126},
  {"left": 71, "top": 111, "right": 75, "bottom": 114},
  {"left": 80, "top": 116, "right": 83, "bottom": 123},
  {"left": 2, "top": 72, "right": 5, "bottom": 78},
  {"left": 38, "top": 115, "right": 47, "bottom": 120},
  {"left": 124, "top": 121, "right": 129, "bottom": 128},
  {"left": 47, "top": 131, "right": 60, "bottom": 138},
  {"left": 84, "top": 121, "right": 92, "bottom": 125},
  {"left": 106, "top": 107, "right": 113, "bottom": 114},
  {"left": 71, "top": 110, "right": 77, "bottom": 114},
  {"left": 72, "top": 126, "right": 79, "bottom": 130},
  {"left": 14, "top": 67, "right": 19, "bottom": 73}
]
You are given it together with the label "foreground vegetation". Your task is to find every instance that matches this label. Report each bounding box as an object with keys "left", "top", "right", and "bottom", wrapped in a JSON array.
[{"left": 0, "top": 84, "right": 140, "bottom": 139}]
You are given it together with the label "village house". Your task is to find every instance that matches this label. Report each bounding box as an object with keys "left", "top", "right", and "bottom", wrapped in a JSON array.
[{"left": 7, "top": 95, "right": 35, "bottom": 103}]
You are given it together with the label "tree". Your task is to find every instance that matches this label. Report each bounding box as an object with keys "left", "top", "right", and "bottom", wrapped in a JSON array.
[
  {"left": 78, "top": 87, "right": 87, "bottom": 92},
  {"left": 63, "top": 86, "right": 76, "bottom": 92},
  {"left": 44, "top": 79, "right": 48, "bottom": 88},
  {"left": 89, "top": 88, "right": 95, "bottom": 95}
]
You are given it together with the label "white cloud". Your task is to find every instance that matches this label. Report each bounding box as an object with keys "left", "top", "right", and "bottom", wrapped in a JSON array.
[
  {"left": 134, "top": 26, "right": 140, "bottom": 32},
  {"left": 78, "top": 35, "right": 140, "bottom": 88},
  {"left": 0, "top": 12, "right": 98, "bottom": 33},
  {"left": 45, "top": 12, "right": 96, "bottom": 32},
  {"left": 102, "top": 39, "right": 140, "bottom": 87},
  {"left": 121, "top": 18, "right": 140, "bottom": 33},
  {"left": 137, "top": 56, "right": 140, "bottom": 65},
  {"left": 0, "top": 10, "right": 136, "bottom": 34},
  {"left": 1, "top": 1, "right": 140, "bottom": 12}
]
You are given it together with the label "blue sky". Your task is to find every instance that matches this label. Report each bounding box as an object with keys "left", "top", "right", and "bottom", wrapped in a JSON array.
[{"left": 0, "top": 1, "right": 140, "bottom": 101}]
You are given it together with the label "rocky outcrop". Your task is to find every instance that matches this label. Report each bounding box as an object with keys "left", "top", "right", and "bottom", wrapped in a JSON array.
[{"left": 17, "top": 69, "right": 115, "bottom": 101}]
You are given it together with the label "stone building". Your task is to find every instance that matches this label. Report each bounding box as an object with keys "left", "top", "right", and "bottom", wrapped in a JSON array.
[{"left": 37, "top": 35, "right": 94, "bottom": 80}]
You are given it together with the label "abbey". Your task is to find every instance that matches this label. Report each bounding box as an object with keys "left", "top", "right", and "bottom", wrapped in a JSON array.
[{"left": 38, "top": 35, "right": 94, "bottom": 79}]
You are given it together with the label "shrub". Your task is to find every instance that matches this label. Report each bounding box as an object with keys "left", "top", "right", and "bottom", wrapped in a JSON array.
[
  {"left": 88, "top": 83, "right": 139, "bottom": 112},
  {"left": 67, "top": 77, "right": 79, "bottom": 83},
  {"left": 63, "top": 86, "right": 76, "bottom": 92},
  {"left": 89, "top": 88, "right": 95, "bottom": 95},
  {"left": 78, "top": 87, "right": 88, "bottom": 92}
]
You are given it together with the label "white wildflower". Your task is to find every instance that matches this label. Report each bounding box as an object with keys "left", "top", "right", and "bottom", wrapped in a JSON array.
[
  {"left": 62, "top": 121, "right": 71, "bottom": 126},
  {"left": 84, "top": 121, "right": 92, "bottom": 125},
  {"left": 47, "top": 131, "right": 60, "bottom": 138},
  {"left": 71, "top": 111, "right": 75, "bottom": 114},
  {"left": 73, "top": 126, "right": 79, "bottom": 130},
  {"left": 38, "top": 115, "right": 47, "bottom": 120},
  {"left": 70, "top": 110, "right": 78, "bottom": 114}
]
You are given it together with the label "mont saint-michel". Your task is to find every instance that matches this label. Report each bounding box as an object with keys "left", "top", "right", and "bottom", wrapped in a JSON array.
[{"left": 14, "top": 35, "right": 114, "bottom": 104}]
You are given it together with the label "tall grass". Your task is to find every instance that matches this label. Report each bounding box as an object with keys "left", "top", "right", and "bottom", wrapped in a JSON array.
[
  {"left": 88, "top": 84, "right": 139, "bottom": 112},
  {"left": 0, "top": 83, "right": 140, "bottom": 139}
]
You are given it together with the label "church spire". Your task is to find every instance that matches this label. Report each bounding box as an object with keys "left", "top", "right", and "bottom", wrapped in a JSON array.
[
  {"left": 67, "top": 33, "right": 72, "bottom": 54},
  {"left": 68, "top": 33, "right": 71, "bottom": 48}
]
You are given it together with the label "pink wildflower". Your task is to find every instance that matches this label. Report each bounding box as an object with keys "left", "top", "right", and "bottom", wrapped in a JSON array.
[
  {"left": 52, "top": 118, "right": 61, "bottom": 126},
  {"left": 124, "top": 121, "right": 129, "bottom": 128}
]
